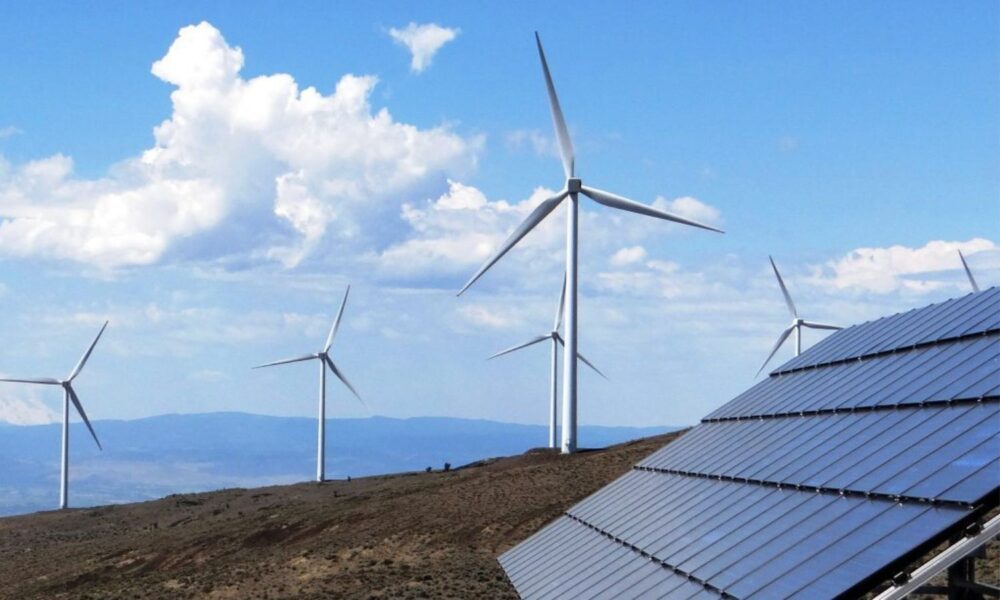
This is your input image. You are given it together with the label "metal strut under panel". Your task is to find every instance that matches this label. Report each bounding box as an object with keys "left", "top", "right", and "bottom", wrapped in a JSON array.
[{"left": 872, "top": 512, "right": 1000, "bottom": 600}]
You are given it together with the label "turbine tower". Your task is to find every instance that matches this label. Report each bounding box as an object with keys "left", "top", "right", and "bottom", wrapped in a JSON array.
[
  {"left": 958, "top": 250, "right": 980, "bottom": 293},
  {"left": 253, "top": 285, "right": 365, "bottom": 482},
  {"left": 0, "top": 321, "right": 108, "bottom": 509},
  {"left": 458, "top": 33, "right": 723, "bottom": 454},
  {"left": 488, "top": 277, "right": 606, "bottom": 449},
  {"left": 757, "top": 257, "right": 841, "bottom": 377}
]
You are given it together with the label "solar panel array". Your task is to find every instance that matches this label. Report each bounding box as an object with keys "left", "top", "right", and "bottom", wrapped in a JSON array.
[{"left": 500, "top": 288, "right": 1000, "bottom": 599}]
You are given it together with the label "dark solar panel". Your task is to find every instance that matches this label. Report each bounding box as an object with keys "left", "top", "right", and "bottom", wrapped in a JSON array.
[
  {"left": 707, "top": 334, "right": 998, "bottom": 419},
  {"left": 776, "top": 286, "right": 999, "bottom": 373},
  {"left": 499, "top": 289, "right": 1000, "bottom": 599}
]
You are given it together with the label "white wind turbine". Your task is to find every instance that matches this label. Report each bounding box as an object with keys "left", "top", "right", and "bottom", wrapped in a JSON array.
[
  {"left": 458, "top": 33, "right": 723, "bottom": 454},
  {"left": 253, "top": 285, "right": 365, "bottom": 482},
  {"left": 757, "top": 257, "right": 841, "bottom": 377},
  {"left": 958, "top": 250, "right": 980, "bottom": 293},
  {"left": 488, "top": 277, "right": 606, "bottom": 449},
  {"left": 0, "top": 321, "right": 108, "bottom": 509}
]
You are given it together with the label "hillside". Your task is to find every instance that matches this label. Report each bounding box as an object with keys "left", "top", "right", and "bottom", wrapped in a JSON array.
[
  {"left": 0, "top": 431, "right": 682, "bottom": 599},
  {"left": 0, "top": 413, "right": 676, "bottom": 516}
]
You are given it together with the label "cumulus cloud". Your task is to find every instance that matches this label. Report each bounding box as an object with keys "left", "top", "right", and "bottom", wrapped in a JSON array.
[
  {"left": 652, "top": 196, "right": 722, "bottom": 228},
  {"left": 807, "top": 238, "right": 996, "bottom": 294},
  {"left": 388, "top": 22, "right": 460, "bottom": 73},
  {"left": 610, "top": 246, "right": 647, "bottom": 267},
  {"left": 0, "top": 395, "right": 57, "bottom": 425},
  {"left": 458, "top": 304, "right": 523, "bottom": 329},
  {"left": 374, "top": 180, "right": 565, "bottom": 278},
  {"left": 373, "top": 180, "right": 725, "bottom": 285},
  {"left": 0, "top": 22, "right": 479, "bottom": 270}
]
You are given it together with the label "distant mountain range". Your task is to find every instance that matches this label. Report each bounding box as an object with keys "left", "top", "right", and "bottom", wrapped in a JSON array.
[{"left": 0, "top": 412, "right": 677, "bottom": 516}]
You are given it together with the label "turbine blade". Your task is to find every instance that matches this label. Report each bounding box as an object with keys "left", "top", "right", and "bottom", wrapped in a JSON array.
[
  {"left": 488, "top": 334, "right": 550, "bottom": 360},
  {"left": 802, "top": 321, "right": 842, "bottom": 331},
  {"left": 553, "top": 333, "right": 608, "bottom": 379},
  {"left": 67, "top": 386, "right": 101, "bottom": 450},
  {"left": 252, "top": 354, "right": 316, "bottom": 369},
  {"left": 959, "top": 250, "right": 980, "bottom": 293},
  {"left": 324, "top": 284, "right": 351, "bottom": 352},
  {"left": 769, "top": 256, "right": 798, "bottom": 318},
  {"left": 554, "top": 274, "right": 566, "bottom": 331},
  {"left": 67, "top": 321, "right": 108, "bottom": 382},
  {"left": 580, "top": 186, "right": 724, "bottom": 233},
  {"left": 756, "top": 326, "right": 795, "bottom": 378},
  {"left": 457, "top": 190, "right": 568, "bottom": 295},
  {"left": 0, "top": 377, "right": 61, "bottom": 385},
  {"left": 534, "top": 32, "right": 574, "bottom": 178},
  {"left": 324, "top": 356, "right": 366, "bottom": 410}
]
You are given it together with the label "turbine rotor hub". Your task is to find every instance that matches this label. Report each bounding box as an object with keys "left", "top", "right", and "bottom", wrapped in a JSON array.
[{"left": 566, "top": 178, "right": 582, "bottom": 193}]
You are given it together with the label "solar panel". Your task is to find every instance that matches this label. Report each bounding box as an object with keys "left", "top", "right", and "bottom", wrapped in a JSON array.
[
  {"left": 499, "top": 288, "right": 1000, "bottom": 599},
  {"left": 776, "top": 286, "right": 999, "bottom": 373}
]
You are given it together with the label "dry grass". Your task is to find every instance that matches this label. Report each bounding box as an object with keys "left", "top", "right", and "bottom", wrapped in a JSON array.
[{"left": 0, "top": 432, "right": 681, "bottom": 599}]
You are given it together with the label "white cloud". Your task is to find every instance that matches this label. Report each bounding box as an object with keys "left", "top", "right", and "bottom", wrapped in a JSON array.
[
  {"left": 0, "top": 126, "right": 21, "bottom": 140},
  {"left": 0, "top": 22, "right": 480, "bottom": 270},
  {"left": 652, "top": 196, "right": 722, "bottom": 228},
  {"left": 0, "top": 395, "right": 57, "bottom": 425},
  {"left": 807, "top": 238, "right": 997, "bottom": 294},
  {"left": 374, "top": 181, "right": 724, "bottom": 285},
  {"left": 458, "top": 304, "right": 523, "bottom": 329},
  {"left": 505, "top": 129, "right": 558, "bottom": 158},
  {"left": 388, "top": 22, "right": 460, "bottom": 73},
  {"left": 374, "top": 180, "right": 564, "bottom": 278},
  {"left": 610, "top": 246, "right": 647, "bottom": 267}
]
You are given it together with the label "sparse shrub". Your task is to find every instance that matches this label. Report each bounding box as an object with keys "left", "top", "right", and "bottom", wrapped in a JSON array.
[
  {"left": 425, "top": 467, "right": 432, "bottom": 473},
  {"left": 443, "top": 462, "right": 451, "bottom": 472}
]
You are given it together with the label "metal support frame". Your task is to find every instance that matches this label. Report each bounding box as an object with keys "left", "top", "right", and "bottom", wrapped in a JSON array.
[{"left": 873, "top": 512, "right": 1000, "bottom": 600}]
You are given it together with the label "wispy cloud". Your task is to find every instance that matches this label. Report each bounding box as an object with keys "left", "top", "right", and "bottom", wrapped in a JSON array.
[
  {"left": 0, "top": 126, "right": 22, "bottom": 140},
  {"left": 387, "top": 22, "right": 460, "bottom": 74},
  {"left": 0, "top": 394, "right": 57, "bottom": 425},
  {"left": 806, "top": 238, "right": 997, "bottom": 294}
]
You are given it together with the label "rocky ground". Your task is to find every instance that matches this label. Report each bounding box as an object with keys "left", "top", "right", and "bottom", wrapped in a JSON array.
[{"left": 0, "top": 432, "right": 681, "bottom": 599}]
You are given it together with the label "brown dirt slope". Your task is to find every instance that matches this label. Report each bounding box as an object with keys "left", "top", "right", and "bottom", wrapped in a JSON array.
[{"left": 0, "top": 432, "right": 682, "bottom": 600}]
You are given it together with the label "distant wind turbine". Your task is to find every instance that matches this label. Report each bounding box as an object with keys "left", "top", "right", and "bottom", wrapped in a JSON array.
[
  {"left": 458, "top": 32, "right": 723, "bottom": 454},
  {"left": 253, "top": 285, "right": 365, "bottom": 482},
  {"left": 0, "top": 321, "right": 108, "bottom": 509},
  {"left": 488, "top": 277, "right": 606, "bottom": 449},
  {"left": 958, "top": 250, "right": 980, "bottom": 293},
  {"left": 757, "top": 257, "right": 841, "bottom": 377}
]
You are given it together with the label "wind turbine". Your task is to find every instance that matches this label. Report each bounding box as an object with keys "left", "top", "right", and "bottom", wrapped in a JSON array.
[
  {"left": 0, "top": 321, "right": 108, "bottom": 509},
  {"left": 458, "top": 33, "right": 722, "bottom": 454},
  {"left": 757, "top": 257, "right": 841, "bottom": 377},
  {"left": 488, "top": 277, "right": 606, "bottom": 449},
  {"left": 253, "top": 285, "right": 364, "bottom": 483},
  {"left": 958, "top": 250, "right": 980, "bottom": 293}
]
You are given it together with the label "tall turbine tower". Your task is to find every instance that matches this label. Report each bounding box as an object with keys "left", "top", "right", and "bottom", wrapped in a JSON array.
[
  {"left": 458, "top": 33, "right": 723, "bottom": 454},
  {"left": 757, "top": 257, "right": 841, "bottom": 376},
  {"left": 253, "top": 285, "right": 365, "bottom": 482},
  {"left": 958, "top": 250, "right": 980, "bottom": 293},
  {"left": 0, "top": 321, "right": 108, "bottom": 509},
  {"left": 488, "top": 277, "right": 606, "bottom": 448}
]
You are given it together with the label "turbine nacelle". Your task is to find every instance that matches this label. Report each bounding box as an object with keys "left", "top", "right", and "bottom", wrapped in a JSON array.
[
  {"left": 462, "top": 33, "right": 722, "bottom": 453},
  {"left": 757, "top": 258, "right": 841, "bottom": 378}
]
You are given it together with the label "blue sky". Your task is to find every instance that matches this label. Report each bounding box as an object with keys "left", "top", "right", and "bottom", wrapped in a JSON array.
[{"left": 0, "top": 2, "right": 996, "bottom": 428}]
